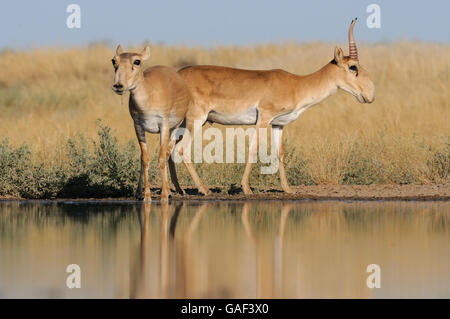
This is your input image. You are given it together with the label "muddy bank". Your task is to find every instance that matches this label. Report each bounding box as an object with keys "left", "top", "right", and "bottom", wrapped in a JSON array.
[
  {"left": 170, "top": 184, "right": 450, "bottom": 201},
  {"left": 2, "top": 184, "right": 448, "bottom": 202}
]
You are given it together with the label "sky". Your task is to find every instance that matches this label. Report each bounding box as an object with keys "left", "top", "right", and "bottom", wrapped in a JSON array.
[{"left": 0, "top": 0, "right": 449, "bottom": 49}]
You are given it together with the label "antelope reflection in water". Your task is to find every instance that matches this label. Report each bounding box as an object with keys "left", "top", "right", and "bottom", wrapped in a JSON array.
[
  {"left": 127, "top": 201, "right": 450, "bottom": 299},
  {"left": 241, "top": 202, "right": 293, "bottom": 298},
  {"left": 130, "top": 201, "right": 183, "bottom": 298},
  {"left": 129, "top": 201, "right": 295, "bottom": 298}
]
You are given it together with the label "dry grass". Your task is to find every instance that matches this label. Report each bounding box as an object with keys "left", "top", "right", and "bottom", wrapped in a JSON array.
[{"left": 0, "top": 42, "right": 448, "bottom": 192}]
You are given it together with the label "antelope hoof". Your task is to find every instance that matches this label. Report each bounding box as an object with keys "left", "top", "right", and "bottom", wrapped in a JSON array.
[
  {"left": 283, "top": 187, "right": 297, "bottom": 194},
  {"left": 175, "top": 187, "right": 185, "bottom": 195},
  {"left": 200, "top": 188, "right": 212, "bottom": 196},
  {"left": 161, "top": 190, "right": 171, "bottom": 202},
  {"left": 135, "top": 187, "right": 144, "bottom": 200},
  {"left": 242, "top": 185, "right": 253, "bottom": 195},
  {"left": 143, "top": 189, "right": 151, "bottom": 202}
]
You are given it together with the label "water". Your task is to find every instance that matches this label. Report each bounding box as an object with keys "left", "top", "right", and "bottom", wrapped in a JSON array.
[{"left": 0, "top": 200, "right": 449, "bottom": 298}]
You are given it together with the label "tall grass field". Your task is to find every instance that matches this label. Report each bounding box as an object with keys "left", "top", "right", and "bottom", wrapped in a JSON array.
[{"left": 0, "top": 42, "right": 448, "bottom": 198}]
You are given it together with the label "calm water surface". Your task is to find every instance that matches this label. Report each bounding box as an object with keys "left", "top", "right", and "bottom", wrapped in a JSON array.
[{"left": 0, "top": 200, "right": 449, "bottom": 298}]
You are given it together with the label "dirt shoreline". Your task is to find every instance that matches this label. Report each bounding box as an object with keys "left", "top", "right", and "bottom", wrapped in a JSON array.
[{"left": 1, "top": 184, "right": 449, "bottom": 202}]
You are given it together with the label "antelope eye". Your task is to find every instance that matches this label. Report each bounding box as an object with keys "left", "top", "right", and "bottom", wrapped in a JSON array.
[
  {"left": 349, "top": 65, "right": 358, "bottom": 72},
  {"left": 134, "top": 60, "right": 141, "bottom": 66}
]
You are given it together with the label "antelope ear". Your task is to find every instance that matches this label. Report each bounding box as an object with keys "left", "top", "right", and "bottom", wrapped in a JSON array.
[
  {"left": 334, "top": 46, "right": 344, "bottom": 64},
  {"left": 141, "top": 46, "right": 151, "bottom": 61},
  {"left": 116, "top": 44, "right": 123, "bottom": 56}
]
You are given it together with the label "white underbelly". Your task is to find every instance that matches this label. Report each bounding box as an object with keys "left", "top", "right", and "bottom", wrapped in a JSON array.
[
  {"left": 137, "top": 111, "right": 182, "bottom": 134},
  {"left": 207, "top": 106, "right": 258, "bottom": 125},
  {"left": 140, "top": 116, "right": 162, "bottom": 133},
  {"left": 271, "top": 106, "right": 309, "bottom": 126}
]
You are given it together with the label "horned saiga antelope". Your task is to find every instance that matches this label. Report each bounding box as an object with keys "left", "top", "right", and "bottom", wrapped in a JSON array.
[
  {"left": 177, "top": 18, "right": 375, "bottom": 195},
  {"left": 111, "top": 45, "right": 193, "bottom": 202}
]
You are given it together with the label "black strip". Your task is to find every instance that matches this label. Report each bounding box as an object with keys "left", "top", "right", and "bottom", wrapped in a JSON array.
[{"left": 1, "top": 299, "right": 448, "bottom": 317}]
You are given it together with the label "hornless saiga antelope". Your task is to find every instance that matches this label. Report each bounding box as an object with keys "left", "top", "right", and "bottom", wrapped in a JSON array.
[
  {"left": 111, "top": 45, "right": 201, "bottom": 202},
  {"left": 176, "top": 18, "right": 375, "bottom": 195}
]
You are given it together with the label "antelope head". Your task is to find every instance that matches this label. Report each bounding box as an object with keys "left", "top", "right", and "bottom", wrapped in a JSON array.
[
  {"left": 111, "top": 45, "right": 151, "bottom": 95},
  {"left": 332, "top": 18, "right": 375, "bottom": 103}
]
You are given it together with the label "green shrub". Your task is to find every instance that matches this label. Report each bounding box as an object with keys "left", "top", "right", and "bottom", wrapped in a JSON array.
[
  {"left": 0, "top": 121, "right": 140, "bottom": 199},
  {"left": 0, "top": 139, "right": 33, "bottom": 197},
  {"left": 60, "top": 120, "right": 140, "bottom": 198},
  {"left": 23, "top": 165, "right": 66, "bottom": 199},
  {"left": 284, "top": 143, "right": 314, "bottom": 186},
  {"left": 343, "top": 142, "right": 384, "bottom": 185},
  {"left": 428, "top": 142, "right": 450, "bottom": 181}
]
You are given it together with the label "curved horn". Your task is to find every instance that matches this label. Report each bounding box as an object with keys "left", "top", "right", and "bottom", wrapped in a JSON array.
[{"left": 348, "top": 18, "right": 358, "bottom": 60}]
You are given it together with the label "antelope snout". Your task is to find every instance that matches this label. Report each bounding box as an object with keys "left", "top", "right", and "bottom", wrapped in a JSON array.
[
  {"left": 112, "top": 83, "right": 124, "bottom": 94},
  {"left": 363, "top": 88, "right": 375, "bottom": 103},
  {"left": 359, "top": 93, "right": 375, "bottom": 104},
  {"left": 366, "top": 95, "right": 375, "bottom": 103}
]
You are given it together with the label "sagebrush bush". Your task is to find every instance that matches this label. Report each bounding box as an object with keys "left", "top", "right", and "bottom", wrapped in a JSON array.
[
  {"left": 0, "top": 121, "right": 140, "bottom": 199},
  {"left": 0, "top": 139, "right": 66, "bottom": 198},
  {"left": 60, "top": 120, "right": 140, "bottom": 198},
  {"left": 342, "top": 141, "right": 383, "bottom": 185},
  {"left": 0, "top": 140, "right": 33, "bottom": 197},
  {"left": 427, "top": 142, "right": 450, "bottom": 181},
  {"left": 284, "top": 144, "right": 314, "bottom": 186}
]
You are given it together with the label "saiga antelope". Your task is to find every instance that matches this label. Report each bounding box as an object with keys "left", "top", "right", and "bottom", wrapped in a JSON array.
[
  {"left": 111, "top": 45, "right": 195, "bottom": 202},
  {"left": 177, "top": 18, "right": 375, "bottom": 195}
]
